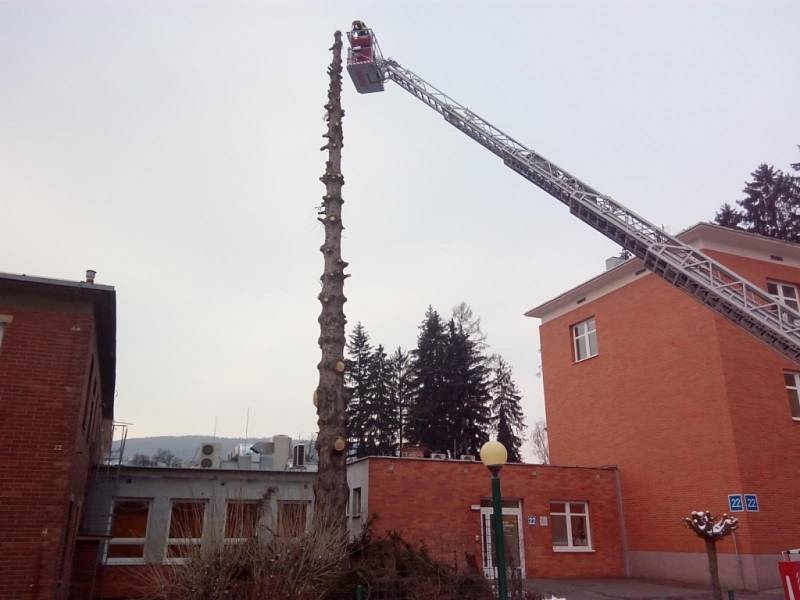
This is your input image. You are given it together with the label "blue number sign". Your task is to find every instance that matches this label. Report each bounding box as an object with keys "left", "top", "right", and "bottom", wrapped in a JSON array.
[
  {"left": 744, "top": 494, "right": 759, "bottom": 512},
  {"left": 728, "top": 494, "right": 744, "bottom": 512},
  {"left": 527, "top": 515, "right": 536, "bottom": 526}
]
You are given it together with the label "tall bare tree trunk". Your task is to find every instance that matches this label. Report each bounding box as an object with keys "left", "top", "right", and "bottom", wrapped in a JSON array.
[{"left": 313, "top": 31, "right": 349, "bottom": 530}]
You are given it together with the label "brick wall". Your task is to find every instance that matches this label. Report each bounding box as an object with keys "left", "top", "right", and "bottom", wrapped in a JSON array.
[
  {"left": 364, "top": 457, "right": 624, "bottom": 579},
  {"left": 540, "top": 248, "right": 800, "bottom": 558},
  {"left": 0, "top": 293, "right": 101, "bottom": 600},
  {"left": 704, "top": 250, "right": 800, "bottom": 554}
]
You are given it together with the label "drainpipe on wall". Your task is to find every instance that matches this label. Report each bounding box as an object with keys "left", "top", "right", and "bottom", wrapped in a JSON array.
[{"left": 613, "top": 467, "right": 630, "bottom": 576}]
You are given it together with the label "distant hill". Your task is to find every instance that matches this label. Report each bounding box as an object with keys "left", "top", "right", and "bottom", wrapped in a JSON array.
[{"left": 115, "top": 436, "right": 269, "bottom": 463}]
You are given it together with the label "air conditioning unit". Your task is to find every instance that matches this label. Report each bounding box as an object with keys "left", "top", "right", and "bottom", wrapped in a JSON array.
[
  {"left": 430, "top": 452, "right": 447, "bottom": 460},
  {"left": 459, "top": 454, "right": 476, "bottom": 461},
  {"left": 196, "top": 442, "right": 222, "bottom": 469}
]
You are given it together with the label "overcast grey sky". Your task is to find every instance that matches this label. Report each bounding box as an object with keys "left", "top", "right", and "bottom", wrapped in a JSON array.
[{"left": 2, "top": 1, "right": 798, "bottom": 456}]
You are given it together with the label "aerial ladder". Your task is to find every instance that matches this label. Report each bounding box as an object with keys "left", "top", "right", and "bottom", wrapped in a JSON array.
[{"left": 345, "top": 25, "right": 800, "bottom": 364}]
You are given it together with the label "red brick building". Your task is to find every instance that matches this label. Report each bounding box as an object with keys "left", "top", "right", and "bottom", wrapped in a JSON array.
[
  {"left": 0, "top": 272, "right": 116, "bottom": 600},
  {"left": 527, "top": 223, "right": 800, "bottom": 590},
  {"left": 346, "top": 457, "right": 625, "bottom": 580}
]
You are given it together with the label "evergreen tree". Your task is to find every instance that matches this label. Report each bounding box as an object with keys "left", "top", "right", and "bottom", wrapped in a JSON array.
[
  {"left": 738, "top": 164, "right": 797, "bottom": 239},
  {"left": 368, "top": 344, "right": 397, "bottom": 456},
  {"left": 406, "top": 307, "right": 449, "bottom": 452},
  {"left": 714, "top": 203, "right": 742, "bottom": 229},
  {"left": 489, "top": 356, "right": 526, "bottom": 463},
  {"left": 389, "top": 347, "right": 410, "bottom": 452},
  {"left": 442, "top": 317, "right": 492, "bottom": 457},
  {"left": 406, "top": 305, "right": 493, "bottom": 456},
  {"left": 714, "top": 151, "right": 800, "bottom": 242},
  {"left": 345, "top": 322, "right": 372, "bottom": 458}
]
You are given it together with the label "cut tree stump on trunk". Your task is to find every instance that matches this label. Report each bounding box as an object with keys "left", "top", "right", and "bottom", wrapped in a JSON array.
[{"left": 312, "top": 30, "right": 350, "bottom": 531}]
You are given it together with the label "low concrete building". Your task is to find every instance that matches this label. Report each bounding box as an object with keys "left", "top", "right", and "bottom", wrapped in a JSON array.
[{"left": 78, "top": 465, "right": 315, "bottom": 598}]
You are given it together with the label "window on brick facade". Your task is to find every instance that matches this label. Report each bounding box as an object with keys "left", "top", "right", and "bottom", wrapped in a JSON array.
[
  {"left": 166, "top": 500, "right": 206, "bottom": 563},
  {"left": 767, "top": 280, "right": 799, "bottom": 311},
  {"left": 277, "top": 501, "right": 308, "bottom": 537},
  {"left": 224, "top": 501, "right": 261, "bottom": 542},
  {"left": 572, "top": 318, "right": 598, "bottom": 362},
  {"left": 0, "top": 316, "right": 11, "bottom": 350},
  {"left": 351, "top": 487, "right": 362, "bottom": 517},
  {"left": 106, "top": 499, "right": 150, "bottom": 564},
  {"left": 783, "top": 372, "right": 800, "bottom": 421},
  {"left": 550, "top": 501, "right": 592, "bottom": 551}
]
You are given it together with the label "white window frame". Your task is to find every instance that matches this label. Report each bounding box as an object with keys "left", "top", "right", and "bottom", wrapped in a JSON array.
[
  {"left": 223, "top": 500, "right": 261, "bottom": 544},
  {"left": 767, "top": 280, "right": 799, "bottom": 311},
  {"left": 572, "top": 318, "right": 598, "bottom": 362},
  {"left": 165, "top": 500, "right": 207, "bottom": 565},
  {"left": 351, "top": 487, "right": 362, "bottom": 518},
  {"left": 105, "top": 499, "right": 151, "bottom": 565},
  {"left": 550, "top": 501, "right": 593, "bottom": 552},
  {"left": 784, "top": 372, "right": 800, "bottom": 422}
]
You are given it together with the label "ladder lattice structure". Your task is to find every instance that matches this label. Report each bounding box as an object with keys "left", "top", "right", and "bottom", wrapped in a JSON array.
[{"left": 378, "top": 57, "right": 800, "bottom": 364}]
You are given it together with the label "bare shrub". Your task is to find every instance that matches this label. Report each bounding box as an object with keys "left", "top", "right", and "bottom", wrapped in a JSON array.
[
  {"left": 328, "top": 529, "right": 494, "bottom": 600},
  {"left": 140, "top": 508, "right": 348, "bottom": 600},
  {"left": 137, "top": 517, "right": 497, "bottom": 600}
]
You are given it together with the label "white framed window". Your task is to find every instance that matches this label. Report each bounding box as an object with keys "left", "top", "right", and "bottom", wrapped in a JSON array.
[
  {"left": 106, "top": 499, "right": 150, "bottom": 565},
  {"left": 224, "top": 501, "right": 261, "bottom": 543},
  {"left": 550, "top": 501, "right": 592, "bottom": 552},
  {"left": 351, "top": 487, "right": 362, "bottom": 518},
  {"left": 572, "top": 318, "right": 598, "bottom": 362},
  {"left": 767, "top": 280, "right": 799, "bottom": 311},
  {"left": 783, "top": 372, "right": 800, "bottom": 421},
  {"left": 165, "top": 500, "right": 206, "bottom": 563}
]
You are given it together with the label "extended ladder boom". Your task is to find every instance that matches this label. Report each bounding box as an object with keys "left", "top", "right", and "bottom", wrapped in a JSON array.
[{"left": 350, "top": 35, "right": 800, "bottom": 363}]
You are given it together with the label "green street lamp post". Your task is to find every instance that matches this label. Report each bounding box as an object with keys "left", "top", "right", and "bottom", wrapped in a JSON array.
[{"left": 480, "top": 440, "right": 509, "bottom": 600}]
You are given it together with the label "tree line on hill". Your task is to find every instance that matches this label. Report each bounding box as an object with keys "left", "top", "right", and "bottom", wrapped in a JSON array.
[
  {"left": 714, "top": 146, "right": 800, "bottom": 241},
  {"left": 345, "top": 302, "right": 526, "bottom": 462}
]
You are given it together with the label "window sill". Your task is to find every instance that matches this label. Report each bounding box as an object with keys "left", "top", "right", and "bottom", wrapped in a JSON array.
[
  {"left": 552, "top": 547, "right": 594, "bottom": 553},
  {"left": 105, "top": 558, "right": 146, "bottom": 565},
  {"left": 793, "top": 417, "right": 800, "bottom": 422},
  {"left": 573, "top": 354, "right": 599, "bottom": 365}
]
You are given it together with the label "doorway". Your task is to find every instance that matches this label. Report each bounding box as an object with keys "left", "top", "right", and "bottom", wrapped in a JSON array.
[{"left": 479, "top": 501, "right": 525, "bottom": 580}]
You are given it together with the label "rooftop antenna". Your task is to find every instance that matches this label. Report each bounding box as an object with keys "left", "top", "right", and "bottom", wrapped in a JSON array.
[
  {"left": 213, "top": 416, "right": 218, "bottom": 439},
  {"left": 244, "top": 407, "right": 250, "bottom": 446}
]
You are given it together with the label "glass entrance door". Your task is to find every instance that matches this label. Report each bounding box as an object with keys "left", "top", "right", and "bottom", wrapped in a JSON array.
[{"left": 480, "top": 503, "right": 525, "bottom": 580}]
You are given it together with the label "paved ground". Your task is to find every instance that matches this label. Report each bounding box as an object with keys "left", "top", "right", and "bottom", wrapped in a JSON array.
[{"left": 525, "top": 578, "right": 785, "bottom": 600}]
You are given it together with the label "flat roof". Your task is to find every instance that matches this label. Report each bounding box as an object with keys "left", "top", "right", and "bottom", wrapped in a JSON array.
[
  {"left": 349, "top": 455, "right": 618, "bottom": 471},
  {"left": 112, "top": 465, "right": 316, "bottom": 478},
  {"left": 0, "top": 272, "right": 116, "bottom": 418}
]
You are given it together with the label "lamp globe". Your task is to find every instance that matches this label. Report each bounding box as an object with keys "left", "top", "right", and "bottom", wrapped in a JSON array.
[{"left": 479, "top": 440, "right": 508, "bottom": 468}]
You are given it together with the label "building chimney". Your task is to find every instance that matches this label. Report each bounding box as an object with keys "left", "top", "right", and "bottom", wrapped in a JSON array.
[
  {"left": 605, "top": 256, "right": 625, "bottom": 271},
  {"left": 85, "top": 269, "right": 96, "bottom": 284}
]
